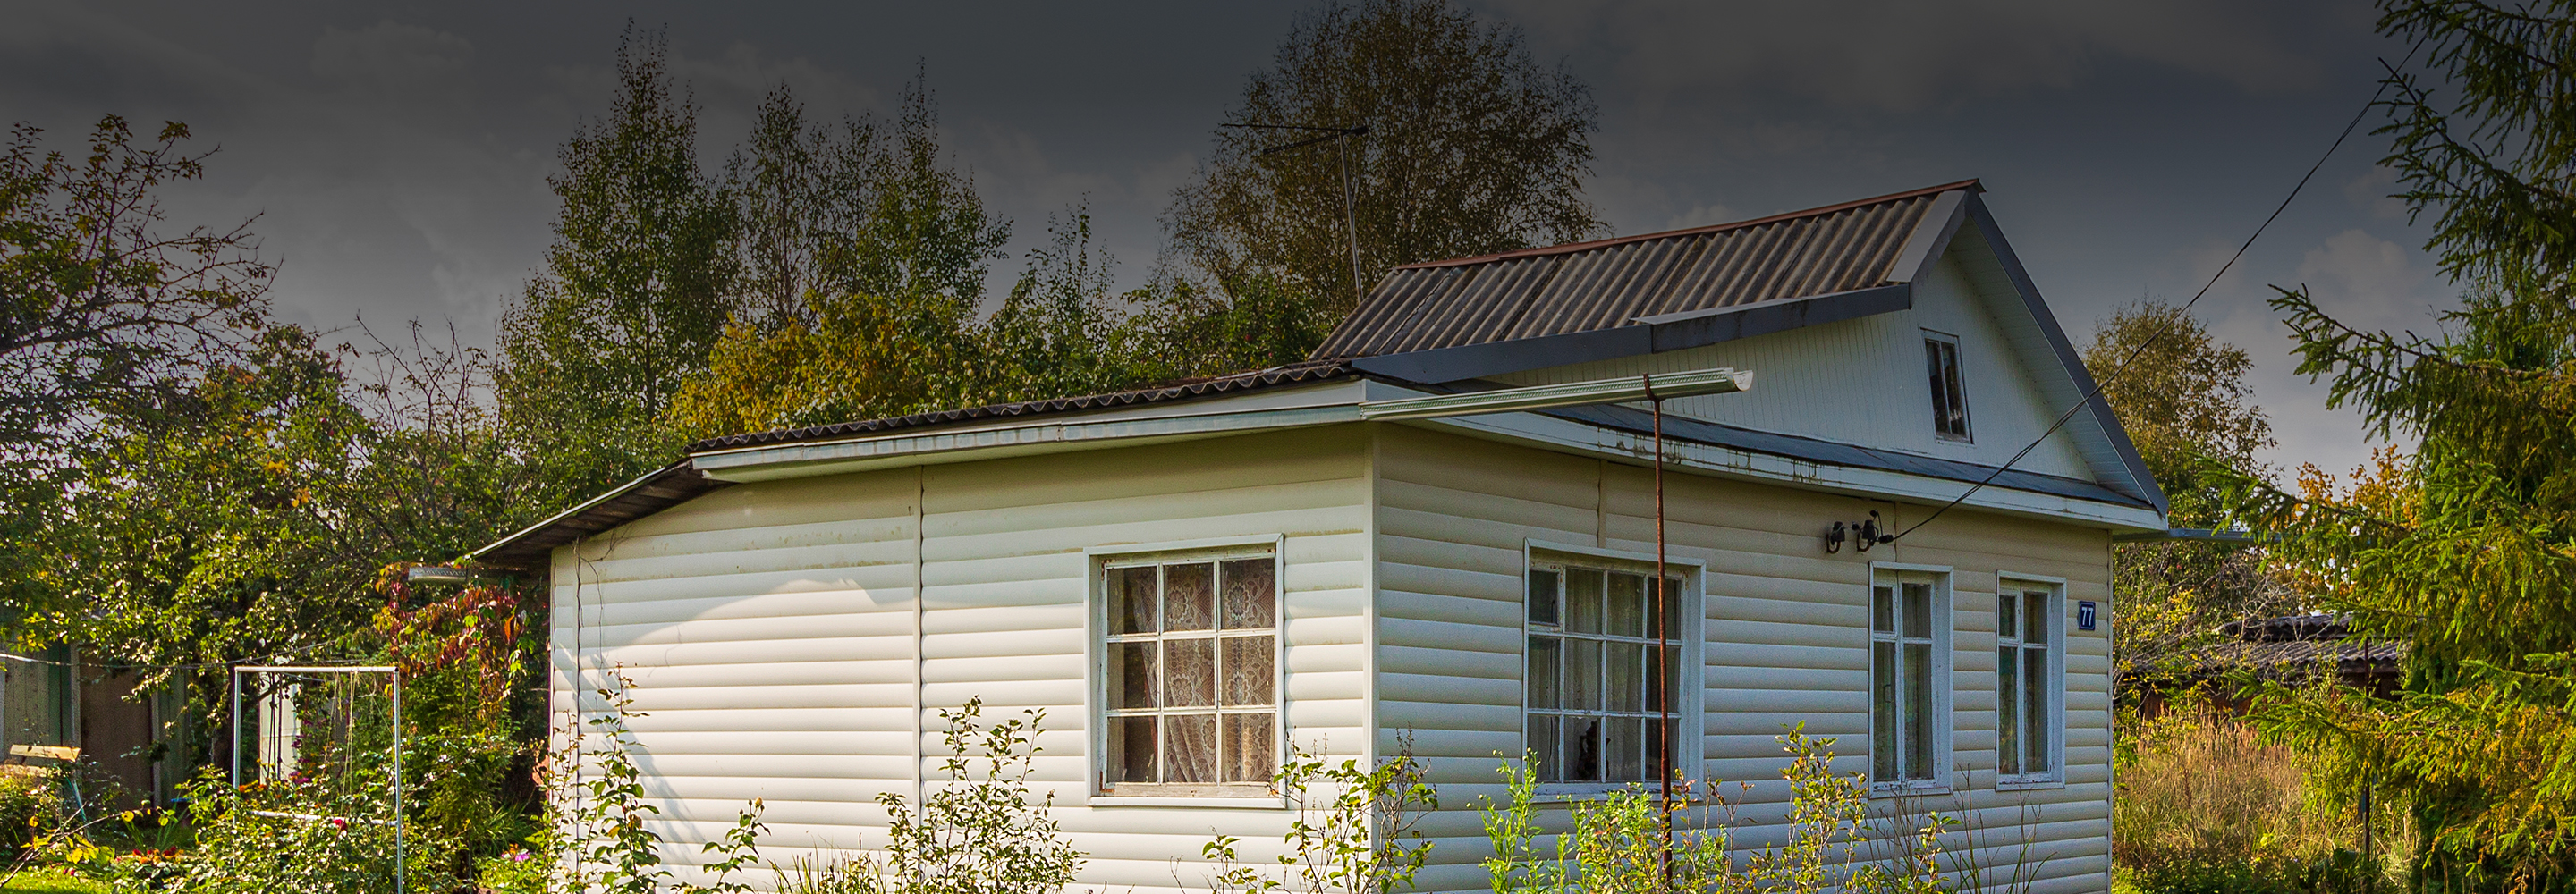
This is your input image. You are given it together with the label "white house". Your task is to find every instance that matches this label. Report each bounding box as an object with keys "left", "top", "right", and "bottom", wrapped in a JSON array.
[{"left": 474, "top": 180, "right": 2164, "bottom": 893}]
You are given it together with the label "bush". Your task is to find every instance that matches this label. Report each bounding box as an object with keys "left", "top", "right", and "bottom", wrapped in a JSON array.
[
  {"left": 1479, "top": 725, "right": 1955, "bottom": 894},
  {"left": 0, "top": 770, "right": 64, "bottom": 861},
  {"left": 160, "top": 768, "right": 454, "bottom": 894}
]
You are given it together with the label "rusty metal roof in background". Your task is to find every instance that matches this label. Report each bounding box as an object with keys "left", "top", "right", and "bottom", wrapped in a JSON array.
[{"left": 1313, "top": 180, "right": 1977, "bottom": 359}]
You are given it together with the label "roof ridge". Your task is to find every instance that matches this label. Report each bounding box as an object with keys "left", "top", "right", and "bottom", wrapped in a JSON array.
[{"left": 1394, "top": 178, "right": 1982, "bottom": 271}]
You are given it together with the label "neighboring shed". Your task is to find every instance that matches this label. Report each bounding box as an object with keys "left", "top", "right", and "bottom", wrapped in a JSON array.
[{"left": 476, "top": 181, "right": 2161, "bottom": 894}]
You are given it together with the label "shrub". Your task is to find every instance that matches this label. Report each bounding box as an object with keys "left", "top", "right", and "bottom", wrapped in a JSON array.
[
  {"left": 1478, "top": 725, "right": 1954, "bottom": 894},
  {"left": 1205, "top": 741, "right": 1436, "bottom": 894}
]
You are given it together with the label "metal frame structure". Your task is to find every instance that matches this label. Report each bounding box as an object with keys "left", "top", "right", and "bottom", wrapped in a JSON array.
[{"left": 230, "top": 664, "right": 404, "bottom": 894}]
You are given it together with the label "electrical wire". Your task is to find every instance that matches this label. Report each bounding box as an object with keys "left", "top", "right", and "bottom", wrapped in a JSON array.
[{"left": 1890, "top": 38, "right": 2428, "bottom": 543}]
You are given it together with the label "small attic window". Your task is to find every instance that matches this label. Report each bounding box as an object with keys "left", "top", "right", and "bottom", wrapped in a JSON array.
[{"left": 1924, "top": 332, "right": 1970, "bottom": 442}]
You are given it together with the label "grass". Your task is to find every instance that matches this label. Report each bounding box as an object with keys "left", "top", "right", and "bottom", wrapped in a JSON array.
[{"left": 0, "top": 869, "right": 111, "bottom": 894}]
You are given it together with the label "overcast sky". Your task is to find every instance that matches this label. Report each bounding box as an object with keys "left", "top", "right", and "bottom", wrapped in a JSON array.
[{"left": 1, "top": 1, "right": 2443, "bottom": 482}]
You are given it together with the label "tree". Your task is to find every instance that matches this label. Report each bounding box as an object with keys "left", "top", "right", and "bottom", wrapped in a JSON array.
[
  {"left": 2215, "top": 2, "right": 2576, "bottom": 884},
  {"left": 729, "top": 74, "right": 1009, "bottom": 330},
  {"left": 2080, "top": 300, "right": 2286, "bottom": 690},
  {"left": 0, "top": 114, "right": 273, "bottom": 557},
  {"left": 1162, "top": 0, "right": 1603, "bottom": 372},
  {"left": 495, "top": 25, "right": 738, "bottom": 502},
  {"left": 663, "top": 76, "right": 1036, "bottom": 440}
]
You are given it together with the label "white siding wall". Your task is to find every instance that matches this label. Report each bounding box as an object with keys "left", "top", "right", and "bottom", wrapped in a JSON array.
[
  {"left": 549, "top": 427, "right": 1376, "bottom": 892},
  {"left": 1371, "top": 425, "right": 2114, "bottom": 894},
  {"left": 1495, "top": 246, "right": 2094, "bottom": 481}
]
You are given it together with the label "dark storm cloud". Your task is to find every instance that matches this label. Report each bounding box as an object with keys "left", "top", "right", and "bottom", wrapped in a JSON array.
[{"left": 0, "top": 0, "right": 2444, "bottom": 480}]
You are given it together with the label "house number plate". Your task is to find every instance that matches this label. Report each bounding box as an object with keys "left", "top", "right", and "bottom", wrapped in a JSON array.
[{"left": 2077, "top": 600, "right": 2097, "bottom": 630}]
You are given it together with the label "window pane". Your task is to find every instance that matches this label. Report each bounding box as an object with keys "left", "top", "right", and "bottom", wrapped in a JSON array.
[
  {"left": 1873, "top": 586, "right": 1895, "bottom": 635},
  {"left": 1566, "top": 716, "right": 1603, "bottom": 782},
  {"left": 1567, "top": 569, "right": 1606, "bottom": 634},
  {"left": 2023, "top": 592, "right": 2049, "bottom": 645},
  {"left": 1111, "top": 567, "right": 1159, "bottom": 635},
  {"left": 1661, "top": 578, "right": 1684, "bottom": 643},
  {"left": 1527, "top": 569, "right": 1560, "bottom": 626},
  {"left": 1996, "top": 593, "right": 2018, "bottom": 645},
  {"left": 1221, "top": 559, "right": 1275, "bottom": 629},
  {"left": 1647, "top": 642, "right": 1676, "bottom": 713},
  {"left": 1109, "top": 641, "right": 1158, "bottom": 709},
  {"left": 1111, "top": 715, "right": 1157, "bottom": 783},
  {"left": 1873, "top": 641, "right": 1897, "bottom": 781},
  {"left": 2024, "top": 645, "right": 2050, "bottom": 773},
  {"left": 1996, "top": 647, "right": 2020, "bottom": 776},
  {"left": 1165, "top": 638, "right": 1215, "bottom": 707},
  {"left": 1607, "top": 718, "right": 1642, "bottom": 782},
  {"left": 1527, "top": 637, "right": 1561, "bottom": 710},
  {"left": 1606, "top": 641, "right": 1643, "bottom": 713},
  {"left": 1646, "top": 714, "right": 1669, "bottom": 785},
  {"left": 1164, "top": 713, "right": 1218, "bottom": 782},
  {"left": 1529, "top": 714, "right": 1562, "bottom": 782},
  {"left": 1165, "top": 563, "right": 1216, "bottom": 631},
  {"left": 1221, "top": 635, "right": 1274, "bottom": 706},
  {"left": 1902, "top": 582, "right": 1932, "bottom": 639},
  {"left": 1607, "top": 572, "right": 1646, "bottom": 638},
  {"left": 1224, "top": 713, "right": 1275, "bottom": 782},
  {"left": 1904, "top": 642, "right": 1933, "bottom": 780},
  {"left": 1564, "top": 638, "right": 1602, "bottom": 713},
  {"left": 1926, "top": 339, "right": 1951, "bottom": 433}
]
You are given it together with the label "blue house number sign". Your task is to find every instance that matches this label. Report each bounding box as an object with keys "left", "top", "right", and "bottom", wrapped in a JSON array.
[{"left": 2077, "top": 600, "right": 2097, "bottom": 631}]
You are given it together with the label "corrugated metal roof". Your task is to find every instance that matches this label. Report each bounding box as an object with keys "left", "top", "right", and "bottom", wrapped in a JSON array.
[
  {"left": 685, "top": 360, "right": 1357, "bottom": 452},
  {"left": 471, "top": 462, "right": 732, "bottom": 568},
  {"left": 1314, "top": 180, "right": 1976, "bottom": 359}
]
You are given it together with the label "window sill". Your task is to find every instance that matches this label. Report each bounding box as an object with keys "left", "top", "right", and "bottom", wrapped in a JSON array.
[
  {"left": 1995, "top": 777, "right": 2064, "bottom": 792},
  {"left": 1089, "top": 794, "right": 1289, "bottom": 809},
  {"left": 1530, "top": 783, "right": 1679, "bottom": 803},
  {"left": 1868, "top": 781, "right": 1952, "bottom": 800}
]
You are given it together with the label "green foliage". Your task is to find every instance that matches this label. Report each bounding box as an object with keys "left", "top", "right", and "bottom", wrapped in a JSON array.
[
  {"left": 0, "top": 771, "right": 64, "bottom": 863},
  {"left": 1476, "top": 727, "right": 1957, "bottom": 894},
  {"left": 0, "top": 114, "right": 272, "bottom": 472},
  {"left": 1165, "top": 0, "right": 1603, "bottom": 345},
  {"left": 729, "top": 73, "right": 1010, "bottom": 328},
  {"left": 165, "top": 767, "right": 452, "bottom": 894},
  {"left": 843, "top": 697, "right": 1080, "bottom": 894},
  {"left": 2081, "top": 300, "right": 2288, "bottom": 693},
  {"left": 1207, "top": 745, "right": 1436, "bottom": 894},
  {"left": 495, "top": 24, "right": 737, "bottom": 503},
  {"left": 2199, "top": 2, "right": 2576, "bottom": 887}
]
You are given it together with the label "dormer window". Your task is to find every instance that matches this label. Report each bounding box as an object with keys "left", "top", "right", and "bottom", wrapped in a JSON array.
[{"left": 1924, "top": 332, "right": 1970, "bottom": 442}]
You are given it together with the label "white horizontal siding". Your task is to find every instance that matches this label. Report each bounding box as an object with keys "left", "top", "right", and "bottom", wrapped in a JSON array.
[
  {"left": 552, "top": 427, "right": 1375, "bottom": 893},
  {"left": 1370, "top": 425, "right": 2114, "bottom": 894}
]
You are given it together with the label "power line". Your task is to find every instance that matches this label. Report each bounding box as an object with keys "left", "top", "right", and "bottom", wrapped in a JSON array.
[{"left": 1890, "top": 38, "right": 2428, "bottom": 544}]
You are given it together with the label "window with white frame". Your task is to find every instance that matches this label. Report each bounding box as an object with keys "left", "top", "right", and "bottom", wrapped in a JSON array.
[
  {"left": 1924, "top": 332, "right": 1970, "bottom": 442},
  {"left": 1997, "top": 579, "right": 2062, "bottom": 783},
  {"left": 1870, "top": 567, "right": 1950, "bottom": 789},
  {"left": 1101, "top": 551, "right": 1279, "bottom": 792},
  {"left": 1525, "top": 557, "right": 1688, "bottom": 785}
]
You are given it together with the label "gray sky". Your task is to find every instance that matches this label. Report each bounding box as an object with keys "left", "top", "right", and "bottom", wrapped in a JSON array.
[{"left": 1, "top": 1, "right": 2443, "bottom": 483}]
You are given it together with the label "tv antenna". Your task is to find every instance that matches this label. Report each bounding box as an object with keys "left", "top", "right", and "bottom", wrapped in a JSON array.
[{"left": 1223, "top": 122, "right": 1370, "bottom": 307}]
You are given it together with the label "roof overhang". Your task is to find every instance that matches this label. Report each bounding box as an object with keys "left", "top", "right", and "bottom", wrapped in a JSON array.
[{"left": 465, "top": 370, "right": 2162, "bottom": 566}]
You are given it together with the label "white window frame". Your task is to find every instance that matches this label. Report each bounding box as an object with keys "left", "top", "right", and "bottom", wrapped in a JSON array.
[
  {"left": 1085, "top": 535, "right": 1286, "bottom": 801},
  {"left": 1868, "top": 562, "right": 1953, "bottom": 797},
  {"left": 1924, "top": 329, "right": 1972, "bottom": 443},
  {"left": 1996, "top": 573, "right": 2068, "bottom": 789},
  {"left": 1521, "top": 540, "right": 1704, "bottom": 796}
]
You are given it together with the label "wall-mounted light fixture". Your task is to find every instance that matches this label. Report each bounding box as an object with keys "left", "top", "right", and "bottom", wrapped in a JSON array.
[{"left": 1826, "top": 510, "right": 1896, "bottom": 553}]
